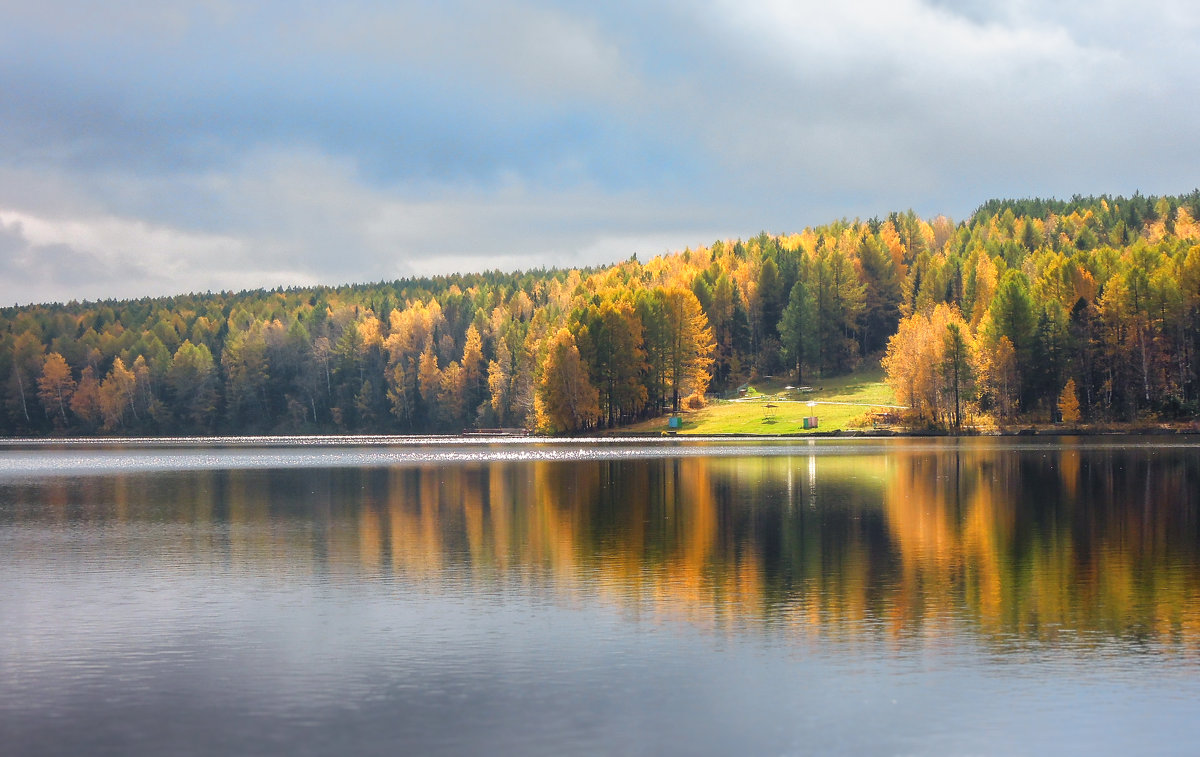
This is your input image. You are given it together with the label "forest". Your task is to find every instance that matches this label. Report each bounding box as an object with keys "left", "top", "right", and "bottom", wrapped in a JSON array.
[{"left": 2, "top": 191, "right": 1199, "bottom": 436}]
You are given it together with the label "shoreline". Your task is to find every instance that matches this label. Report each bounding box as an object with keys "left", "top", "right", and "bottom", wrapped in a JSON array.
[
  {"left": 605, "top": 424, "right": 1200, "bottom": 439},
  {"left": 1, "top": 425, "right": 1199, "bottom": 449}
]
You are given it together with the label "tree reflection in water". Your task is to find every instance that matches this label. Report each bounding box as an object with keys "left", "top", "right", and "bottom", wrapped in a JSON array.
[{"left": 4, "top": 439, "right": 1198, "bottom": 652}]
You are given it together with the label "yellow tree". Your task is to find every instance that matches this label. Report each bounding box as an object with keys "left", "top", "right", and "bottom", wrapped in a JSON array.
[
  {"left": 38, "top": 352, "right": 76, "bottom": 428},
  {"left": 460, "top": 324, "right": 486, "bottom": 419},
  {"left": 416, "top": 337, "right": 442, "bottom": 429},
  {"left": 882, "top": 304, "right": 972, "bottom": 426},
  {"left": 384, "top": 300, "right": 446, "bottom": 429},
  {"left": 383, "top": 306, "right": 423, "bottom": 428},
  {"left": 660, "top": 287, "right": 715, "bottom": 412},
  {"left": 357, "top": 313, "right": 383, "bottom": 351},
  {"left": 977, "top": 336, "right": 1018, "bottom": 420},
  {"left": 70, "top": 366, "right": 102, "bottom": 429},
  {"left": 575, "top": 299, "right": 648, "bottom": 427},
  {"left": 968, "top": 253, "right": 999, "bottom": 328},
  {"left": 879, "top": 219, "right": 908, "bottom": 281},
  {"left": 8, "top": 331, "right": 45, "bottom": 425},
  {"left": 1059, "top": 378, "right": 1081, "bottom": 423},
  {"left": 1174, "top": 206, "right": 1200, "bottom": 239},
  {"left": 487, "top": 358, "right": 512, "bottom": 425},
  {"left": 418, "top": 339, "right": 440, "bottom": 403},
  {"left": 98, "top": 357, "right": 137, "bottom": 431},
  {"left": 535, "top": 328, "right": 599, "bottom": 433},
  {"left": 883, "top": 309, "right": 941, "bottom": 422}
]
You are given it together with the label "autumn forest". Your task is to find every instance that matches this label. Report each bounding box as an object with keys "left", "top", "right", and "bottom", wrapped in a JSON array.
[{"left": 3, "top": 192, "right": 1200, "bottom": 436}]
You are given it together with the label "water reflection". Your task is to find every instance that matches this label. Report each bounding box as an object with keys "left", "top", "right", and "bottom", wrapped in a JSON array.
[{"left": 3, "top": 440, "right": 1199, "bottom": 652}]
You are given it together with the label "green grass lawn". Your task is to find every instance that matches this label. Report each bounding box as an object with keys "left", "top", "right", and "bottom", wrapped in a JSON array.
[{"left": 617, "top": 365, "right": 899, "bottom": 435}]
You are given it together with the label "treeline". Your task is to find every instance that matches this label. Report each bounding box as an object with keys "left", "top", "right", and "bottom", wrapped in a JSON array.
[
  {"left": 884, "top": 192, "right": 1200, "bottom": 426},
  {"left": 3, "top": 191, "right": 1199, "bottom": 436},
  {"left": 1, "top": 268, "right": 719, "bottom": 436}
]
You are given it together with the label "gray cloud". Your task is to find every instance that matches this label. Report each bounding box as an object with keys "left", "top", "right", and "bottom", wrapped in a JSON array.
[
  {"left": 0, "top": 218, "right": 150, "bottom": 305},
  {"left": 0, "top": 0, "right": 1198, "bottom": 305}
]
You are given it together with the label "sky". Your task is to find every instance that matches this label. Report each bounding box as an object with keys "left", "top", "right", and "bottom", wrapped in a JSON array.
[{"left": 1, "top": 0, "right": 1198, "bottom": 306}]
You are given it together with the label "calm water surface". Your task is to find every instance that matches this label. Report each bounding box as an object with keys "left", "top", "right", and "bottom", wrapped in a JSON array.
[{"left": 2, "top": 437, "right": 1199, "bottom": 755}]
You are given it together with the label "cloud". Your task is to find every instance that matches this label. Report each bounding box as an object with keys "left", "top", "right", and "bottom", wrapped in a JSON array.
[
  {"left": 0, "top": 1, "right": 1198, "bottom": 305},
  {"left": 0, "top": 208, "right": 313, "bottom": 305},
  {"left": 0, "top": 215, "right": 151, "bottom": 305},
  {"left": 674, "top": 0, "right": 1200, "bottom": 205},
  {"left": 0, "top": 149, "right": 735, "bottom": 305}
]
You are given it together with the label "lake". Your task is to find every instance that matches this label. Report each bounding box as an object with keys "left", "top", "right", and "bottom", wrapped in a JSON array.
[{"left": 2, "top": 436, "right": 1199, "bottom": 755}]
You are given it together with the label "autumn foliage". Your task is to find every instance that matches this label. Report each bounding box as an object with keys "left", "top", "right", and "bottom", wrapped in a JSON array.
[
  {"left": 882, "top": 304, "right": 973, "bottom": 427},
  {"left": 535, "top": 328, "right": 599, "bottom": 433},
  {"left": 2, "top": 191, "right": 1199, "bottom": 435},
  {"left": 880, "top": 194, "right": 1200, "bottom": 427}
]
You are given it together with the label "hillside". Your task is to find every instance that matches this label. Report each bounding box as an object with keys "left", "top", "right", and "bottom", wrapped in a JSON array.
[{"left": 2, "top": 191, "right": 1199, "bottom": 436}]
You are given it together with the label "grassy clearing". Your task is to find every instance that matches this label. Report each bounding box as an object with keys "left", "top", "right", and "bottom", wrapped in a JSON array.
[{"left": 617, "top": 365, "right": 900, "bottom": 435}]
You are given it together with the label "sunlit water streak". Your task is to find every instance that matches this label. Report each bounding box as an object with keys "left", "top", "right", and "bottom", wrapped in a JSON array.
[{"left": 1, "top": 435, "right": 1196, "bottom": 477}]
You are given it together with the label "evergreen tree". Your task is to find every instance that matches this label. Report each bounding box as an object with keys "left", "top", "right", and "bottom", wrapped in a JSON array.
[
  {"left": 778, "top": 279, "right": 816, "bottom": 385},
  {"left": 858, "top": 234, "right": 903, "bottom": 355}
]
